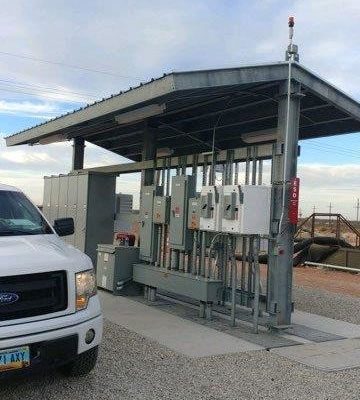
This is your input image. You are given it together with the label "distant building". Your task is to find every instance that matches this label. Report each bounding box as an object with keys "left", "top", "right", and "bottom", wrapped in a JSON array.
[{"left": 115, "top": 193, "right": 133, "bottom": 214}]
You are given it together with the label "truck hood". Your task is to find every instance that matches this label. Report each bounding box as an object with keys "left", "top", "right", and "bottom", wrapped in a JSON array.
[{"left": 0, "top": 234, "right": 92, "bottom": 276}]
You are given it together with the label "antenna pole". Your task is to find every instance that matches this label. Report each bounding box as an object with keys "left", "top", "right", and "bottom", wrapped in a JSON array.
[{"left": 285, "top": 16, "right": 299, "bottom": 62}]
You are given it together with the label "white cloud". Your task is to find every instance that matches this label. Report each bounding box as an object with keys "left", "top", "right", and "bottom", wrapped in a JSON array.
[{"left": 0, "top": 100, "right": 70, "bottom": 119}]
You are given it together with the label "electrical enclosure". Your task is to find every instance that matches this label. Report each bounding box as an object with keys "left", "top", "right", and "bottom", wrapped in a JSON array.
[
  {"left": 139, "top": 185, "right": 162, "bottom": 262},
  {"left": 187, "top": 197, "right": 200, "bottom": 230},
  {"left": 153, "top": 196, "right": 170, "bottom": 224},
  {"left": 43, "top": 172, "right": 116, "bottom": 265},
  {"left": 169, "top": 175, "right": 196, "bottom": 250},
  {"left": 96, "top": 244, "right": 140, "bottom": 294},
  {"left": 199, "top": 186, "right": 223, "bottom": 232},
  {"left": 221, "top": 185, "right": 271, "bottom": 235}
]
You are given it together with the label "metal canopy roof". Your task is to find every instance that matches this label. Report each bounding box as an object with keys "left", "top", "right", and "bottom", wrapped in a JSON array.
[{"left": 5, "top": 62, "right": 360, "bottom": 161}]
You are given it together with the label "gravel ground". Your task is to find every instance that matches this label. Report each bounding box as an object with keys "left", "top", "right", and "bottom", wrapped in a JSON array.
[
  {"left": 1, "top": 319, "right": 360, "bottom": 400},
  {"left": 294, "top": 285, "right": 360, "bottom": 325}
]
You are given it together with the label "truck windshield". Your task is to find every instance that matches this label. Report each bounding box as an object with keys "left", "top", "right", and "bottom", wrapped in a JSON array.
[{"left": 0, "top": 190, "right": 52, "bottom": 236}]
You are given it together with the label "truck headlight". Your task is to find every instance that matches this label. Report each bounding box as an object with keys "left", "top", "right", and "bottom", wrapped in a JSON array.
[{"left": 76, "top": 269, "right": 97, "bottom": 311}]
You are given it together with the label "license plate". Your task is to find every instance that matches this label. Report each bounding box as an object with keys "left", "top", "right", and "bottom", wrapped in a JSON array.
[{"left": 0, "top": 346, "right": 30, "bottom": 372}]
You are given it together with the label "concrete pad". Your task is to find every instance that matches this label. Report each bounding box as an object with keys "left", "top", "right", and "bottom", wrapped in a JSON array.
[
  {"left": 99, "top": 291, "right": 263, "bottom": 357},
  {"left": 293, "top": 310, "right": 360, "bottom": 339},
  {"left": 271, "top": 338, "right": 360, "bottom": 371}
]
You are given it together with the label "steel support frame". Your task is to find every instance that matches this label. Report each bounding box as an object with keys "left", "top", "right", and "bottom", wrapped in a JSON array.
[
  {"left": 72, "top": 137, "right": 85, "bottom": 170},
  {"left": 267, "top": 80, "right": 301, "bottom": 327}
]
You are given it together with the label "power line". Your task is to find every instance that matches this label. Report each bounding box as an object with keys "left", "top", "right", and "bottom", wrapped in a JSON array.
[
  {"left": 0, "top": 50, "right": 144, "bottom": 80},
  {"left": 0, "top": 77, "right": 99, "bottom": 98},
  {"left": 0, "top": 86, "right": 89, "bottom": 103}
]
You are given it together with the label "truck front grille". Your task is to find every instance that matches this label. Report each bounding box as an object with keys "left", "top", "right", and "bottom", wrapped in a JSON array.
[{"left": 0, "top": 271, "right": 68, "bottom": 321}]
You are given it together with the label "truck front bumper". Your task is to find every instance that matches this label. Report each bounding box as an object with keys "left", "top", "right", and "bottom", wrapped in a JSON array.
[{"left": 0, "top": 297, "right": 102, "bottom": 378}]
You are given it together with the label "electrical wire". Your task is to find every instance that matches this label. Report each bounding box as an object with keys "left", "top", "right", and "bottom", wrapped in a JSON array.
[
  {"left": 0, "top": 77, "right": 99, "bottom": 98},
  {"left": 0, "top": 50, "right": 144, "bottom": 80}
]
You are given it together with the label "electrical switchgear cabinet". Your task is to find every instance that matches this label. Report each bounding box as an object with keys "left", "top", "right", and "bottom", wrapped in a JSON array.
[
  {"left": 96, "top": 244, "right": 139, "bottom": 294},
  {"left": 188, "top": 197, "right": 200, "bottom": 230},
  {"left": 199, "top": 186, "right": 223, "bottom": 232},
  {"left": 221, "top": 185, "right": 271, "bottom": 235},
  {"left": 153, "top": 196, "right": 170, "bottom": 224},
  {"left": 169, "top": 175, "right": 196, "bottom": 250},
  {"left": 139, "top": 186, "right": 162, "bottom": 262},
  {"left": 43, "top": 172, "right": 116, "bottom": 265}
]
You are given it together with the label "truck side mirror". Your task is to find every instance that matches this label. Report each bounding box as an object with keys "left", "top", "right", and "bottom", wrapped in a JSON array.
[{"left": 54, "top": 218, "right": 74, "bottom": 237}]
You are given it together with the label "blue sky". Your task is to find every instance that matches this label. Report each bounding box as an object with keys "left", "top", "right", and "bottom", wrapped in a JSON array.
[{"left": 0, "top": 0, "right": 359, "bottom": 217}]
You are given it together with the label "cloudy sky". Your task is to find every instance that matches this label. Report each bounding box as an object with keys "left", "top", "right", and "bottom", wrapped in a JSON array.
[{"left": 0, "top": 0, "right": 359, "bottom": 218}]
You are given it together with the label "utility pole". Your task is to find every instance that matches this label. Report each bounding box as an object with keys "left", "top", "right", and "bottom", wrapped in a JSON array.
[
  {"left": 355, "top": 198, "right": 360, "bottom": 222},
  {"left": 312, "top": 205, "right": 316, "bottom": 214},
  {"left": 328, "top": 202, "right": 332, "bottom": 226}
]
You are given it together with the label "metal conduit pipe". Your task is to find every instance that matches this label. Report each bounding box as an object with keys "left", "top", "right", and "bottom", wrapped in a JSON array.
[
  {"left": 192, "top": 231, "right": 198, "bottom": 275},
  {"left": 200, "top": 231, "right": 206, "bottom": 277},
  {"left": 234, "top": 162, "right": 239, "bottom": 185},
  {"left": 179, "top": 251, "right": 185, "bottom": 272},
  {"left": 258, "top": 159, "right": 263, "bottom": 185},
  {"left": 253, "top": 236, "right": 261, "bottom": 333},
  {"left": 230, "top": 236, "right": 237, "bottom": 327},
  {"left": 156, "top": 226, "right": 162, "bottom": 267},
  {"left": 247, "top": 237, "right": 255, "bottom": 308}
]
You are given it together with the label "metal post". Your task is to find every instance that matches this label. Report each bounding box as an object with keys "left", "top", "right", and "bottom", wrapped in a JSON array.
[
  {"left": 267, "top": 80, "right": 301, "bottom": 327},
  {"left": 253, "top": 236, "right": 260, "bottom": 333},
  {"left": 192, "top": 230, "right": 198, "bottom": 274},
  {"left": 258, "top": 160, "right": 263, "bottom": 185},
  {"left": 200, "top": 231, "right": 206, "bottom": 277},
  {"left": 234, "top": 162, "right": 239, "bottom": 185},
  {"left": 230, "top": 237, "right": 237, "bottom": 327},
  {"left": 72, "top": 137, "right": 85, "bottom": 170},
  {"left": 141, "top": 126, "right": 157, "bottom": 186}
]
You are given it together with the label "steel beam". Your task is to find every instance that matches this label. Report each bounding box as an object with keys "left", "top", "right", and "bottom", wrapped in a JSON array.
[
  {"left": 72, "top": 137, "right": 85, "bottom": 170},
  {"left": 80, "top": 144, "right": 273, "bottom": 175},
  {"left": 141, "top": 125, "right": 157, "bottom": 186},
  {"left": 267, "top": 80, "right": 301, "bottom": 327}
]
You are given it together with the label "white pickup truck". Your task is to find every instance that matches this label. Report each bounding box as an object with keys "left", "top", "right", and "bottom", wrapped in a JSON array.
[{"left": 0, "top": 183, "right": 102, "bottom": 378}]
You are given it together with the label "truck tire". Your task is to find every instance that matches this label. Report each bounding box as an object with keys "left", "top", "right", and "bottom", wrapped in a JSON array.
[{"left": 59, "top": 346, "right": 99, "bottom": 377}]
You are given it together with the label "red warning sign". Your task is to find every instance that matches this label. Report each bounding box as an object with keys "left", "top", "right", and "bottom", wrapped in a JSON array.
[{"left": 288, "top": 177, "right": 300, "bottom": 224}]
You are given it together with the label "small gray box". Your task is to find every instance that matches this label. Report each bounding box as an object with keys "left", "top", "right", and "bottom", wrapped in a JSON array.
[
  {"left": 96, "top": 245, "right": 139, "bottom": 294},
  {"left": 187, "top": 197, "right": 200, "bottom": 230},
  {"left": 153, "top": 196, "right": 170, "bottom": 224},
  {"left": 223, "top": 192, "right": 237, "bottom": 220}
]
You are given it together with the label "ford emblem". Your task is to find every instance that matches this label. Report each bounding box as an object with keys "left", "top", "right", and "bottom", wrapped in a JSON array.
[{"left": 0, "top": 293, "right": 19, "bottom": 305}]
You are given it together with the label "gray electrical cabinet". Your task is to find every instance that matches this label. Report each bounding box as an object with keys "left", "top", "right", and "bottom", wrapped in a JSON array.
[
  {"left": 139, "top": 185, "right": 162, "bottom": 262},
  {"left": 169, "top": 175, "right": 196, "bottom": 251},
  {"left": 188, "top": 197, "right": 200, "bottom": 230},
  {"left": 153, "top": 196, "right": 170, "bottom": 224},
  {"left": 43, "top": 172, "right": 116, "bottom": 265},
  {"left": 96, "top": 244, "right": 140, "bottom": 294}
]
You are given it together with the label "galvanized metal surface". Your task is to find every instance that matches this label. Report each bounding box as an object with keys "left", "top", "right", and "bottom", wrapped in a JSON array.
[
  {"left": 5, "top": 63, "right": 360, "bottom": 162},
  {"left": 133, "top": 263, "right": 223, "bottom": 303}
]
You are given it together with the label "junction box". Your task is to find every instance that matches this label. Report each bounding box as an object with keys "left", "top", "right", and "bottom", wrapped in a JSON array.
[
  {"left": 169, "top": 175, "right": 196, "bottom": 251},
  {"left": 221, "top": 185, "right": 271, "bottom": 235}
]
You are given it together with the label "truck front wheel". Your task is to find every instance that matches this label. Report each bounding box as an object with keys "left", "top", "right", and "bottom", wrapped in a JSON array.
[{"left": 59, "top": 346, "right": 99, "bottom": 377}]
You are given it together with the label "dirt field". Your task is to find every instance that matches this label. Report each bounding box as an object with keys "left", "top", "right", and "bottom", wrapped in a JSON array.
[{"left": 293, "top": 266, "right": 360, "bottom": 297}]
